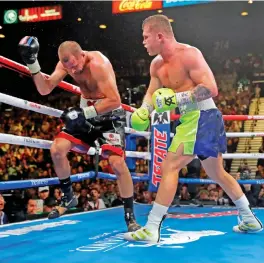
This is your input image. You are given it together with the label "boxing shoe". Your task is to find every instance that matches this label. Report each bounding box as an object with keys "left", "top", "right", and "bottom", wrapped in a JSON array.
[
  {"left": 233, "top": 213, "right": 263, "bottom": 233},
  {"left": 48, "top": 191, "right": 78, "bottom": 219},
  {"left": 125, "top": 209, "right": 141, "bottom": 232},
  {"left": 124, "top": 226, "right": 160, "bottom": 243}
]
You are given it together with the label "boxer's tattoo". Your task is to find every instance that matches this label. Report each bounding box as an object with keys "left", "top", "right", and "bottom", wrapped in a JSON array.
[{"left": 192, "top": 85, "right": 212, "bottom": 101}]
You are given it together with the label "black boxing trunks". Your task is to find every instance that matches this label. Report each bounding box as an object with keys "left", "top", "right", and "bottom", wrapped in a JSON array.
[{"left": 56, "top": 96, "right": 126, "bottom": 157}]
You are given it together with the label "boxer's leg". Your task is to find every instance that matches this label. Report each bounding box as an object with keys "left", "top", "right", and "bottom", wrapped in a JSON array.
[
  {"left": 48, "top": 137, "right": 78, "bottom": 219},
  {"left": 124, "top": 144, "right": 194, "bottom": 242},
  {"left": 198, "top": 108, "right": 262, "bottom": 233},
  {"left": 108, "top": 154, "right": 140, "bottom": 231},
  {"left": 100, "top": 114, "right": 141, "bottom": 231},
  {"left": 202, "top": 154, "right": 263, "bottom": 233},
  {"left": 50, "top": 138, "right": 73, "bottom": 180}
]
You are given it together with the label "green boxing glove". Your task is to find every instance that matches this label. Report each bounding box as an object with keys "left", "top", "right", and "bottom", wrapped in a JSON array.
[
  {"left": 152, "top": 88, "right": 177, "bottom": 113},
  {"left": 131, "top": 107, "right": 150, "bottom": 131}
]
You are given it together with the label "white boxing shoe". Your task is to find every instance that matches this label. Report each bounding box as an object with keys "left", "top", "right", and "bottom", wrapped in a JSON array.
[
  {"left": 233, "top": 214, "right": 263, "bottom": 233},
  {"left": 124, "top": 227, "right": 160, "bottom": 243}
]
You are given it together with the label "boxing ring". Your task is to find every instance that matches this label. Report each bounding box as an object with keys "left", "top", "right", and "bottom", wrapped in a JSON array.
[{"left": 1, "top": 56, "right": 264, "bottom": 263}]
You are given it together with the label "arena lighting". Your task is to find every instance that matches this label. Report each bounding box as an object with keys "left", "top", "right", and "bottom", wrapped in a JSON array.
[
  {"left": 241, "top": 11, "right": 248, "bottom": 16},
  {"left": 169, "top": 18, "right": 174, "bottom": 23},
  {"left": 77, "top": 17, "right": 82, "bottom": 22},
  {"left": 99, "top": 24, "right": 107, "bottom": 29},
  {"left": 248, "top": 0, "right": 253, "bottom": 3},
  {"left": 0, "top": 34, "right": 5, "bottom": 38},
  {"left": 157, "top": 10, "right": 163, "bottom": 13},
  {"left": 0, "top": 26, "right": 2, "bottom": 29}
]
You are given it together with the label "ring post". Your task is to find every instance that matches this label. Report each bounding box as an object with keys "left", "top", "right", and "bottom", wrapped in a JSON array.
[{"left": 148, "top": 110, "right": 171, "bottom": 192}]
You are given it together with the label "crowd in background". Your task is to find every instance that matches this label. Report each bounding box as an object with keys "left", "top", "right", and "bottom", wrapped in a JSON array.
[{"left": 1, "top": 51, "right": 264, "bottom": 225}]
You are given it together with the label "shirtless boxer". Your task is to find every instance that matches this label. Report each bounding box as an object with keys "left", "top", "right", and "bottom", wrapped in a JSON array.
[
  {"left": 125, "top": 15, "right": 263, "bottom": 242},
  {"left": 18, "top": 36, "right": 140, "bottom": 231}
]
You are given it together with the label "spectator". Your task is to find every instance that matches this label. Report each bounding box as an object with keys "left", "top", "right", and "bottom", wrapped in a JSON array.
[
  {"left": 38, "top": 186, "right": 50, "bottom": 201},
  {"left": 53, "top": 188, "right": 62, "bottom": 203},
  {"left": 43, "top": 198, "right": 57, "bottom": 213},
  {"left": 27, "top": 199, "right": 38, "bottom": 215},
  {"left": 102, "top": 184, "right": 117, "bottom": 207},
  {"left": 85, "top": 188, "right": 106, "bottom": 211},
  {"left": 0, "top": 195, "right": 8, "bottom": 225},
  {"left": 24, "top": 188, "right": 38, "bottom": 203},
  {"left": 180, "top": 185, "right": 191, "bottom": 201},
  {"left": 198, "top": 189, "right": 210, "bottom": 201},
  {"left": 209, "top": 189, "right": 219, "bottom": 202},
  {"left": 73, "top": 183, "right": 82, "bottom": 198},
  {"left": 257, "top": 187, "right": 264, "bottom": 207},
  {"left": 78, "top": 188, "right": 89, "bottom": 208},
  {"left": 111, "top": 190, "right": 123, "bottom": 207}
]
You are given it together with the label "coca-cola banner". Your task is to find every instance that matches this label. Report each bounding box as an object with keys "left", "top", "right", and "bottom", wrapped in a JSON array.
[{"left": 112, "top": 0, "right": 162, "bottom": 14}]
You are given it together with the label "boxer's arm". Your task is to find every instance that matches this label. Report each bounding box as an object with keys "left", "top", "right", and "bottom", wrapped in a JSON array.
[
  {"left": 33, "top": 62, "right": 67, "bottom": 96},
  {"left": 90, "top": 62, "right": 121, "bottom": 114},
  {"left": 141, "top": 58, "right": 162, "bottom": 111},
  {"left": 185, "top": 48, "right": 218, "bottom": 102}
]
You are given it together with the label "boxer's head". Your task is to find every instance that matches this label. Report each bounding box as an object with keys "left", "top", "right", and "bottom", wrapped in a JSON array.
[
  {"left": 142, "top": 15, "right": 174, "bottom": 56},
  {"left": 58, "top": 41, "right": 85, "bottom": 74}
]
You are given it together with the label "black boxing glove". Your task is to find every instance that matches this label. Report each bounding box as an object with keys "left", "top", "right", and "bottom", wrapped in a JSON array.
[
  {"left": 61, "top": 107, "right": 95, "bottom": 134},
  {"left": 18, "top": 36, "right": 41, "bottom": 75}
]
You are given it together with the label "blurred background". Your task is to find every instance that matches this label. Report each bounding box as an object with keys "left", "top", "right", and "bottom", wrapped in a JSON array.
[{"left": 1, "top": 1, "right": 264, "bottom": 224}]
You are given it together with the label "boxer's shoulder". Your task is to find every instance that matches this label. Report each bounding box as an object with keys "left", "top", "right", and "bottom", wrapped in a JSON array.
[
  {"left": 150, "top": 55, "right": 163, "bottom": 76},
  {"left": 85, "top": 51, "right": 110, "bottom": 65},
  {"left": 181, "top": 44, "right": 202, "bottom": 59}
]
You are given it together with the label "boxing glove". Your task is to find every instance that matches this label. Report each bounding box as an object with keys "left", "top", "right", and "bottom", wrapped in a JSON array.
[
  {"left": 18, "top": 36, "right": 41, "bottom": 74},
  {"left": 131, "top": 107, "right": 150, "bottom": 131},
  {"left": 61, "top": 107, "right": 94, "bottom": 134},
  {"left": 152, "top": 88, "right": 177, "bottom": 113}
]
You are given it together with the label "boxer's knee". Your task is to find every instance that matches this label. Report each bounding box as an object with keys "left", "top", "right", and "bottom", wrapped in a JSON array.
[
  {"left": 50, "top": 139, "right": 72, "bottom": 161},
  {"left": 161, "top": 152, "right": 192, "bottom": 176},
  {"left": 161, "top": 158, "right": 181, "bottom": 175}
]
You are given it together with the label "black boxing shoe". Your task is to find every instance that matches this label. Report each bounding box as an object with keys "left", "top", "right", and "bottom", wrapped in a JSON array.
[
  {"left": 125, "top": 208, "right": 141, "bottom": 232},
  {"left": 48, "top": 192, "right": 78, "bottom": 219}
]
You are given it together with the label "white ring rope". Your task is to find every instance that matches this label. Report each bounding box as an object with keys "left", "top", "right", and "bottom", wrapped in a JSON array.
[
  {"left": 0, "top": 133, "right": 151, "bottom": 160},
  {"left": 125, "top": 127, "right": 264, "bottom": 139},
  {"left": 1, "top": 133, "right": 264, "bottom": 160},
  {"left": 0, "top": 92, "right": 264, "bottom": 139},
  {"left": 0, "top": 92, "right": 63, "bottom": 117}
]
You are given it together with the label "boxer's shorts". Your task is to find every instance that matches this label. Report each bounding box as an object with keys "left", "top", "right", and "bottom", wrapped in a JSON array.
[{"left": 169, "top": 109, "right": 227, "bottom": 159}]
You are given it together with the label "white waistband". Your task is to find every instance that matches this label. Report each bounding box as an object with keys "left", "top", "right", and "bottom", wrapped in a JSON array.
[
  {"left": 197, "top": 98, "right": 217, "bottom": 111},
  {"left": 80, "top": 96, "right": 100, "bottom": 108}
]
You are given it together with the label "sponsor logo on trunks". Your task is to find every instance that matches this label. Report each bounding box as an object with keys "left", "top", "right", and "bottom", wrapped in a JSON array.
[
  {"left": 76, "top": 228, "right": 225, "bottom": 252},
  {"left": 167, "top": 210, "right": 238, "bottom": 219},
  {"left": 0, "top": 220, "right": 80, "bottom": 238},
  {"left": 152, "top": 112, "right": 169, "bottom": 125},
  {"left": 103, "top": 133, "right": 121, "bottom": 145},
  {"left": 112, "top": 0, "right": 162, "bottom": 14},
  {"left": 152, "top": 128, "right": 167, "bottom": 187}
]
